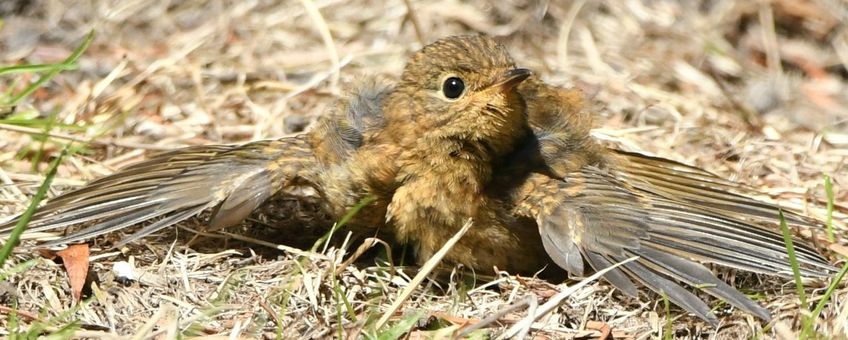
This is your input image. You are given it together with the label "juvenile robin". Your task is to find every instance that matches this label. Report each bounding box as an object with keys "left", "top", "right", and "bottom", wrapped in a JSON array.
[{"left": 0, "top": 34, "right": 836, "bottom": 324}]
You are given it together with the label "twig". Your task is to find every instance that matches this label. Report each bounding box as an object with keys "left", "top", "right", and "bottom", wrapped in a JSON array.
[
  {"left": 402, "top": 0, "right": 425, "bottom": 45},
  {"left": 0, "top": 305, "right": 42, "bottom": 322},
  {"left": 501, "top": 256, "right": 639, "bottom": 338},
  {"left": 335, "top": 237, "right": 395, "bottom": 276},
  {"left": 374, "top": 219, "right": 473, "bottom": 330},
  {"left": 556, "top": 0, "right": 586, "bottom": 70},
  {"left": 216, "top": 230, "right": 329, "bottom": 261},
  {"left": 259, "top": 297, "right": 282, "bottom": 326},
  {"left": 456, "top": 295, "right": 536, "bottom": 338},
  {"left": 0, "top": 123, "right": 175, "bottom": 151},
  {"left": 758, "top": 2, "right": 783, "bottom": 77},
  {"left": 299, "top": 0, "right": 341, "bottom": 92}
]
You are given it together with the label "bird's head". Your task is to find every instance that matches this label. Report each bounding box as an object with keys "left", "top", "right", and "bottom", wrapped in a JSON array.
[{"left": 387, "top": 34, "right": 531, "bottom": 157}]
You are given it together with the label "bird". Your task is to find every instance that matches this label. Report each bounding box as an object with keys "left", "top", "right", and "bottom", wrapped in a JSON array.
[{"left": 0, "top": 34, "right": 836, "bottom": 325}]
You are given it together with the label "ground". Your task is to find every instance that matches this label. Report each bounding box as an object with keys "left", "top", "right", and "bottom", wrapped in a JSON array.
[{"left": 0, "top": 0, "right": 847, "bottom": 339}]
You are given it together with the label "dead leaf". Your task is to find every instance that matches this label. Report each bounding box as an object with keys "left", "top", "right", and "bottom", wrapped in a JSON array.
[
  {"left": 586, "top": 320, "right": 612, "bottom": 340},
  {"left": 829, "top": 243, "right": 848, "bottom": 259},
  {"left": 36, "top": 248, "right": 59, "bottom": 260},
  {"left": 56, "top": 244, "right": 90, "bottom": 302},
  {"left": 431, "top": 312, "right": 480, "bottom": 327}
]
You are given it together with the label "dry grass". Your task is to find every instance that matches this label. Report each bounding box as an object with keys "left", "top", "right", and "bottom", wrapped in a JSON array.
[{"left": 0, "top": 0, "right": 847, "bottom": 338}]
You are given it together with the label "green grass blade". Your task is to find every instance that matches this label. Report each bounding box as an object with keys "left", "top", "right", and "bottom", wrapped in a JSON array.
[
  {"left": 778, "top": 209, "right": 808, "bottom": 310},
  {"left": 3, "top": 77, "right": 20, "bottom": 98},
  {"left": 312, "top": 195, "right": 376, "bottom": 253},
  {"left": 0, "top": 63, "right": 78, "bottom": 76},
  {"left": 0, "top": 259, "right": 37, "bottom": 281},
  {"left": 330, "top": 262, "right": 358, "bottom": 336},
  {"left": 42, "top": 321, "right": 81, "bottom": 340},
  {"left": 31, "top": 110, "right": 60, "bottom": 171},
  {"left": 332, "top": 280, "right": 347, "bottom": 339},
  {"left": 6, "top": 30, "right": 94, "bottom": 106},
  {"left": 375, "top": 311, "right": 423, "bottom": 340},
  {"left": 7, "top": 301, "right": 19, "bottom": 338},
  {"left": 0, "top": 118, "right": 86, "bottom": 130},
  {"left": 824, "top": 175, "right": 834, "bottom": 242},
  {"left": 0, "top": 146, "right": 68, "bottom": 268},
  {"left": 802, "top": 261, "right": 848, "bottom": 337}
]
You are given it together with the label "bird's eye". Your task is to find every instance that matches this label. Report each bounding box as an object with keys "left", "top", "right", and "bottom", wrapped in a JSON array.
[{"left": 442, "top": 77, "right": 465, "bottom": 99}]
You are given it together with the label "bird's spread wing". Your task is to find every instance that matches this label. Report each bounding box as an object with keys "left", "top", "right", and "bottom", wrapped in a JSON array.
[
  {"left": 513, "top": 79, "right": 833, "bottom": 323},
  {"left": 0, "top": 137, "right": 317, "bottom": 247},
  {"left": 0, "top": 78, "right": 392, "bottom": 248},
  {"left": 514, "top": 157, "right": 834, "bottom": 324}
]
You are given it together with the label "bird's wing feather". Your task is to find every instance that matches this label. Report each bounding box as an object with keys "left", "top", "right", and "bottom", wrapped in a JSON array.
[
  {"left": 515, "top": 166, "right": 833, "bottom": 324},
  {"left": 0, "top": 137, "right": 317, "bottom": 247},
  {"left": 612, "top": 149, "right": 821, "bottom": 228}
]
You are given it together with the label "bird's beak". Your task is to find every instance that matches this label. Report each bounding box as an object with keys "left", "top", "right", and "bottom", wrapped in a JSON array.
[{"left": 491, "top": 68, "right": 531, "bottom": 91}]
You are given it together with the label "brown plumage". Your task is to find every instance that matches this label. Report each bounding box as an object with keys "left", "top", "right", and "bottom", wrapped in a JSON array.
[{"left": 0, "top": 34, "right": 835, "bottom": 324}]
